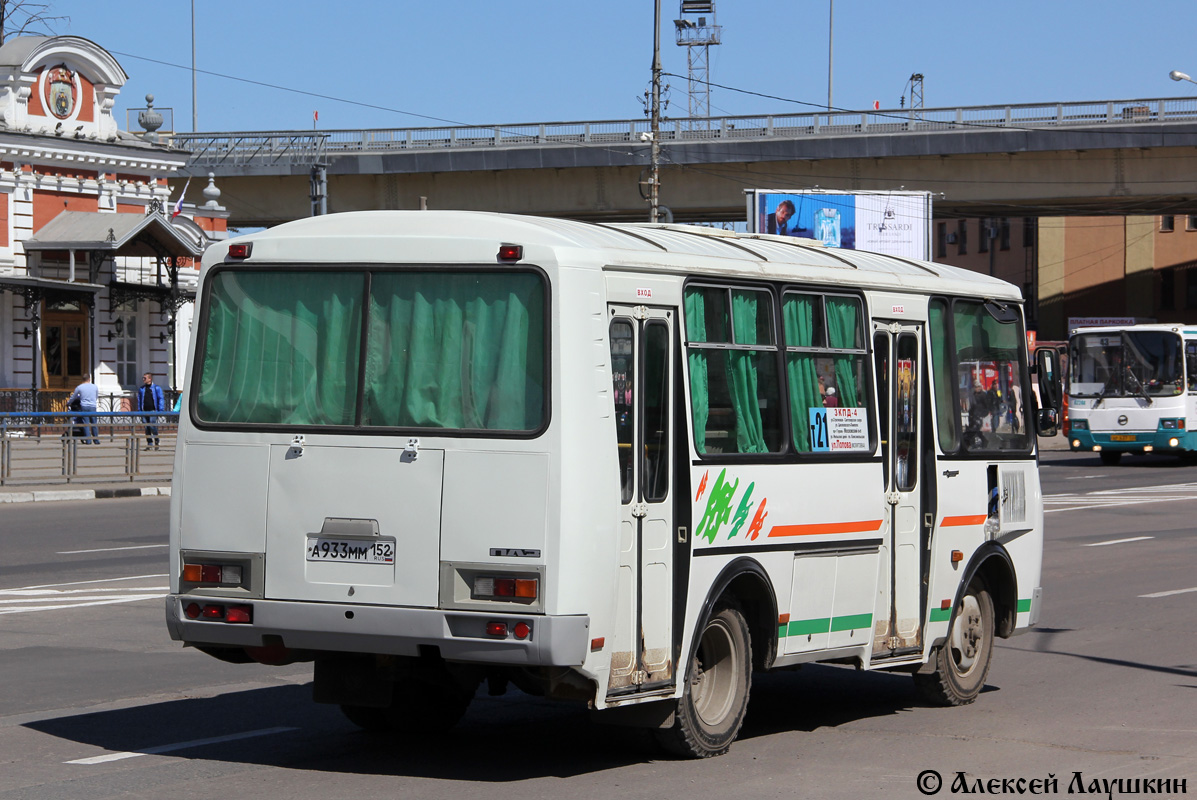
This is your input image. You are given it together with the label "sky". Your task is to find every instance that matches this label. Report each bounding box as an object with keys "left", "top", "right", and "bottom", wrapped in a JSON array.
[{"left": 41, "top": 1, "right": 1197, "bottom": 135}]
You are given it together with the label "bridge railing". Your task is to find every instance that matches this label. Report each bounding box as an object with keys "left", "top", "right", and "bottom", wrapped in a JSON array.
[{"left": 171, "top": 96, "right": 1197, "bottom": 168}]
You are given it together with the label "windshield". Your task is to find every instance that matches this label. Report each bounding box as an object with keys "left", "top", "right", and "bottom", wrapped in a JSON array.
[
  {"left": 1069, "top": 331, "right": 1183, "bottom": 398},
  {"left": 195, "top": 268, "right": 546, "bottom": 432}
]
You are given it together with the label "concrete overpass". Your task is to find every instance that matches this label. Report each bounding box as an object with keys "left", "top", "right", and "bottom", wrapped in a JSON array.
[{"left": 167, "top": 96, "right": 1197, "bottom": 228}]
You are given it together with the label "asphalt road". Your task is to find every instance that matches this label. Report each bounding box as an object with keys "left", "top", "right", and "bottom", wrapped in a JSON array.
[{"left": 1, "top": 452, "right": 1193, "bottom": 800}]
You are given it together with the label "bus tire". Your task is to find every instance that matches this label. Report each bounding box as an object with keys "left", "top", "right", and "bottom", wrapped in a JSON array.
[
  {"left": 914, "top": 581, "right": 994, "bottom": 707},
  {"left": 341, "top": 680, "right": 474, "bottom": 736},
  {"left": 1099, "top": 451, "right": 1122, "bottom": 466},
  {"left": 655, "top": 602, "right": 752, "bottom": 758}
]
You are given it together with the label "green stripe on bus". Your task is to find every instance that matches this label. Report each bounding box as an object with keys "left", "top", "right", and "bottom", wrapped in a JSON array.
[
  {"left": 829, "top": 613, "right": 873, "bottom": 632},
  {"left": 780, "top": 614, "right": 874, "bottom": 638},
  {"left": 929, "top": 607, "right": 952, "bottom": 623},
  {"left": 1017, "top": 598, "right": 1032, "bottom": 613},
  {"left": 787, "top": 618, "right": 830, "bottom": 636}
]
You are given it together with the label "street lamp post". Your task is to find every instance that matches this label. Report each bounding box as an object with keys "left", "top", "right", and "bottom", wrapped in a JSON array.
[{"left": 1170, "top": 70, "right": 1197, "bottom": 86}]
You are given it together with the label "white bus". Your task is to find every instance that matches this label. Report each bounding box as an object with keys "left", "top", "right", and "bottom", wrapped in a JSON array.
[
  {"left": 1066, "top": 323, "right": 1196, "bottom": 464},
  {"left": 166, "top": 211, "right": 1060, "bottom": 758}
]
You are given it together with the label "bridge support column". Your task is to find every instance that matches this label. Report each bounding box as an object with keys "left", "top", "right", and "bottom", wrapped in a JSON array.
[
  {"left": 310, "top": 164, "right": 327, "bottom": 216},
  {"left": 1124, "top": 216, "right": 1156, "bottom": 320},
  {"left": 1037, "top": 218, "right": 1066, "bottom": 340}
]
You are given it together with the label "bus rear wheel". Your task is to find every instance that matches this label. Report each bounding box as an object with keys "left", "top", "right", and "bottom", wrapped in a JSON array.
[
  {"left": 914, "top": 581, "right": 994, "bottom": 706},
  {"left": 1099, "top": 451, "right": 1122, "bottom": 466},
  {"left": 655, "top": 602, "right": 752, "bottom": 758}
]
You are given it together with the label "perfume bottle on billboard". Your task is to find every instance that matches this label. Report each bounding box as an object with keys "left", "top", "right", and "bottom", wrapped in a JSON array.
[{"left": 816, "top": 208, "right": 841, "bottom": 248}]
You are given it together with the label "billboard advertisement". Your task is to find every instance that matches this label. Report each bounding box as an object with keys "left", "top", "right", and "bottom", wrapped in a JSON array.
[{"left": 746, "top": 189, "right": 932, "bottom": 260}]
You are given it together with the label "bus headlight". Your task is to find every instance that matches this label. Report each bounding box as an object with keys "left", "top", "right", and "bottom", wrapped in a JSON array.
[{"left": 1169, "top": 438, "right": 1180, "bottom": 447}]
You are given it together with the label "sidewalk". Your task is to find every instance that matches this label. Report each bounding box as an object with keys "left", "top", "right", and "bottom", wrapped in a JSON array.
[{"left": 0, "top": 480, "right": 171, "bottom": 504}]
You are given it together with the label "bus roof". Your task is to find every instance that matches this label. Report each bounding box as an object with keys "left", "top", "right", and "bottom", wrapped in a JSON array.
[
  {"left": 1069, "top": 324, "right": 1196, "bottom": 337},
  {"left": 212, "top": 211, "right": 1023, "bottom": 302}
]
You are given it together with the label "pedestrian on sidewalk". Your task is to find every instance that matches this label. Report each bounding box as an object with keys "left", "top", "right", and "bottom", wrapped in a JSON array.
[
  {"left": 68, "top": 374, "right": 100, "bottom": 445},
  {"left": 137, "top": 372, "right": 166, "bottom": 450}
]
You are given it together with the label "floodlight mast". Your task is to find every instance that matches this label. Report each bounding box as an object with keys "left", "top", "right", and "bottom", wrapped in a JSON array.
[{"left": 675, "top": 1, "right": 721, "bottom": 128}]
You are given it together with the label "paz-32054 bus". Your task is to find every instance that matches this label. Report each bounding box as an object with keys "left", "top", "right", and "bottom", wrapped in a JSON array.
[{"left": 166, "top": 211, "right": 1061, "bottom": 758}]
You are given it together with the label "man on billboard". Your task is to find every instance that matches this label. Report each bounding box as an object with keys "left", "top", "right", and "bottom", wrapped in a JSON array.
[{"left": 767, "top": 199, "right": 795, "bottom": 235}]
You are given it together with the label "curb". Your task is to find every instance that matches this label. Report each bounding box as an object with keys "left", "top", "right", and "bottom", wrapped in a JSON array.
[{"left": 0, "top": 486, "right": 171, "bottom": 504}]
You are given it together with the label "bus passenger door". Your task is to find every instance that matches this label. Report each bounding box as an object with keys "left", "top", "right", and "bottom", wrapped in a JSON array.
[
  {"left": 872, "top": 323, "right": 925, "bottom": 657},
  {"left": 608, "top": 305, "right": 676, "bottom": 694}
]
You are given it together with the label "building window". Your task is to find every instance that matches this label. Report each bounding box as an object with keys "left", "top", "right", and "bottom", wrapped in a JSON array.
[
  {"left": 936, "top": 222, "right": 946, "bottom": 258},
  {"left": 978, "top": 219, "right": 989, "bottom": 254},
  {"left": 1162, "top": 215, "right": 1175, "bottom": 233},
  {"left": 1187, "top": 216, "right": 1197, "bottom": 232},
  {"left": 1023, "top": 218, "right": 1036, "bottom": 248},
  {"left": 114, "top": 306, "right": 139, "bottom": 388},
  {"left": 999, "top": 218, "right": 1010, "bottom": 251},
  {"left": 1161, "top": 269, "right": 1175, "bottom": 311},
  {"left": 957, "top": 220, "right": 967, "bottom": 255}
]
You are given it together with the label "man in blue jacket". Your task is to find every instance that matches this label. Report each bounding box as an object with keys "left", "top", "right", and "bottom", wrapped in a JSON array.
[{"left": 138, "top": 372, "right": 166, "bottom": 450}]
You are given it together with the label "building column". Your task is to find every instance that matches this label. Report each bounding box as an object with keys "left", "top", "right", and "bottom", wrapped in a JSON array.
[{"left": 1037, "top": 217, "right": 1066, "bottom": 339}]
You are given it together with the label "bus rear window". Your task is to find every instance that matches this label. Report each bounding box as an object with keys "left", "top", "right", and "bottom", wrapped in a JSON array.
[{"left": 196, "top": 269, "right": 546, "bottom": 432}]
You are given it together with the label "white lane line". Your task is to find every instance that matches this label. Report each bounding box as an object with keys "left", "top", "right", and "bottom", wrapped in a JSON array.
[
  {"left": 1084, "top": 536, "right": 1155, "bottom": 547},
  {"left": 66, "top": 726, "right": 299, "bottom": 765},
  {"left": 0, "top": 594, "right": 167, "bottom": 614},
  {"left": 1139, "top": 586, "right": 1197, "bottom": 598},
  {"left": 57, "top": 544, "right": 168, "bottom": 555},
  {"left": 1065, "top": 475, "right": 1104, "bottom": 480},
  {"left": 4, "top": 574, "right": 168, "bottom": 591},
  {"left": 0, "top": 587, "right": 167, "bottom": 597},
  {"left": 0, "top": 592, "right": 165, "bottom": 604}
]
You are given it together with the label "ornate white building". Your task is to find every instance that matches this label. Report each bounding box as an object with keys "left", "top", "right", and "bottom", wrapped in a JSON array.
[{"left": 0, "top": 35, "right": 227, "bottom": 407}]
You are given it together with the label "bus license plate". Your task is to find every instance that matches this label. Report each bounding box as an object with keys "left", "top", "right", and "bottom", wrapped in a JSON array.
[
  {"left": 1110, "top": 434, "right": 1136, "bottom": 441},
  {"left": 306, "top": 538, "right": 395, "bottom": 564}
]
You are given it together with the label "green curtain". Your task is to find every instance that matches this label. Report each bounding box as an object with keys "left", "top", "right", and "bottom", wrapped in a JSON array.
[
  {"left": 826, "top": 297, "right": 860, "bottom": 407},
  {"left": 684, "top": 288, "right": 709, "bottom": 453},
  {"left": 928, "top": 299, "right": 959, "bottom": 451},
  {"left": 728, "top": 291, "right": 768, "bottom": 453},
  {"left": 783, "top": 294, "right": 823, "bottom": 452},
  {"left": 198, "top": 272, "right": 362, "bottom": 425},
  {"left": 362, "top": 273, "right": 544, "bottom": 430}
]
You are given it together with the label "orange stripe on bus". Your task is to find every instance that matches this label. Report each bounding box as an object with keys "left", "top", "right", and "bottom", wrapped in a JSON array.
[
  {"left": 767, "top": 519, "right": 884, "bottom": 537},
  {"left": 940, "top": 514, "right": 988, "bottom": 527}
]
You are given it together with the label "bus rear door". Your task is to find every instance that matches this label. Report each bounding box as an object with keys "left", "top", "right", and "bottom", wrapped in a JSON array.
[{"left": 607, "top": 305, "right": 677, "bottom": 694}]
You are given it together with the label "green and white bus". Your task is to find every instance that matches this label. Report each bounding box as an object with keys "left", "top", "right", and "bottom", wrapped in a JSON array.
[{"left": 166, "top": 211, "right": 1060, "bottom": 757}]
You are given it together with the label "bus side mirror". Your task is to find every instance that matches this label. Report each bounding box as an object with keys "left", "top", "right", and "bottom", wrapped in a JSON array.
[
  {"left": 1035, "top": 347, "right": 1063, "bottom": 436},
  {"left": 1036, "top": 407, "right": 1059, "bottom": 437}
]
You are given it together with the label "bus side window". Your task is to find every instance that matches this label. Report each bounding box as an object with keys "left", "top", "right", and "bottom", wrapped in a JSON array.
[
  {"left": 874, "top": 331, "right": 890, "bottom": 485},
  {"left": 611, "top": 319, "right": 635, "bottom": 503},
  {"left": 1187, "top": 341, "right": 1197, "bottom": 391}
]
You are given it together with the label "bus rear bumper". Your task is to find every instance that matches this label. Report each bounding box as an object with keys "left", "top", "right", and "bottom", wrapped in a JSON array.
[{"left": 165, "top": 595, "right": 590, "bottom": 667}]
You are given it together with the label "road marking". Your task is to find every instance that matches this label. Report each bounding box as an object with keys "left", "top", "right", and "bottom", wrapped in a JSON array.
[
  {"left": 1084, "top": 536, "right": 1154, "bottom": 547},
  {"left": 1139, "top": 586, "right": 1197, "bottom": 598},
  {"left": 66, "top": 727, "right": 299, "bottom": 765},
  {"left": 57, "top": 544, "right": 168, "bottom": 554},
  {"left": 7, "top": 574, "right": 167, "bottom": 591},
  {"left": 1065, "top": 475, "right": 1103, "bottom": 480},
  {"left": 1045, "top": 482, "right": 1197, "bottom": 513},
  {"left": 0, "top": 577, "right": 168, "bottom": 615}
]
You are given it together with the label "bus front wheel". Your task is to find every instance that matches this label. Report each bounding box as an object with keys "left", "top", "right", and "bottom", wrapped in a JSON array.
[
  {"left": 655, "top": 602, "right": 752, "bottom": 758},
  {"left": 914, "top": 581, "right": 994, "bottom": 706},
  {"left": 1099, "top": 451, "right": 1122, "bottom": 466}
]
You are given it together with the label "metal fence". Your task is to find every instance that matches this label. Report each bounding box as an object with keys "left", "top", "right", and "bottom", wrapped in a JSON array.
[
  {"left": 0, "top": 412, "right": 178, "bottom": 486},
  {"left": 170, "top": 96, "right": 1197, "bottom": 167}
]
